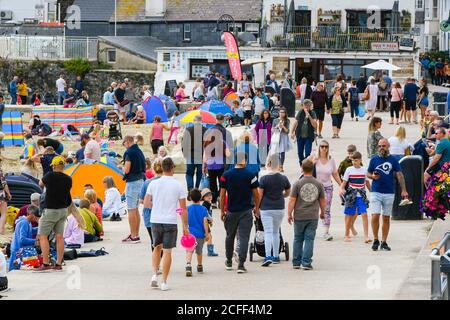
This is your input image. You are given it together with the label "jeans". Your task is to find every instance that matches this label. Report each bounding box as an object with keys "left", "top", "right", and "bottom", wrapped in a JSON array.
[
  {"left": 11, "top": 93, "right": 17, "bottom": 105},
  {"left": 296, "top": 137, "right": 313, "bottom": 165},
  {"left": 260, "top": 209, "right": 284, "bottom": 258},
  {"left": 293, "top": 219, "right": 318, "bottom": 266},
  {"left": 58, "top": 91, "right": 66, "bottom": 105},
  {"left": 350, "top": 101, "right": 359, "bottom": 118},
  {"left": 279, "top": 152, "right": 285, "bottom": 166},
  {"left": 207, "top": 168, "right": 224, "bottom": 203},
  {"left": 125, "top": 179, "right": 144, "bottom": 210},
  {"left": 186, "top": 164, "right": 202, "bottom": 190},
  {"left": 224, "top": 209, "right": 253, "bottom": 265}
]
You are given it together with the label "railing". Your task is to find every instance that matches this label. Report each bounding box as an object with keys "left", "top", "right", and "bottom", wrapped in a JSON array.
[
  {"left": 0, "top": 35, "right": 98, "bottom": 61},
  {"left": 262, "top": 25, "right": 405, "bottom": 51},
  {"left": 430, "top": 231, "right": 450, "bottom": 300}
]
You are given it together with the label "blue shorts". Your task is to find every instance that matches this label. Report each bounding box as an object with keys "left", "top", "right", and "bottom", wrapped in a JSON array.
[
  {"left": 344, "top": 197, "right": 367, "bottom": 216},
  {"left": 125, "top": 179, "right": 144, "bottom": 209}
]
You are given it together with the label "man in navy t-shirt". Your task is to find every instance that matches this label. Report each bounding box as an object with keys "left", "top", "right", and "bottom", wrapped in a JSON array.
[
  {"left": 403, "top": 78, "right": 419, "bottom": 124},
  {"left": 219, "top": 152, "right": 260, "bottom": 273},
  {"left": 367, "top": 139, "right": 409, "bottom": 252}
]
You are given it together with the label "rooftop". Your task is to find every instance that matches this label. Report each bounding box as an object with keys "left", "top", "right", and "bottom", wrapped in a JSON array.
[{"left": 99, "top": 36, "right": 170, "bottom": 62}]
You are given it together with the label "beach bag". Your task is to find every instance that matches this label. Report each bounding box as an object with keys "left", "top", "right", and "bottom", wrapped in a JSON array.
[
  {"left": 363, "top": 88, "right": 370, "bottom": 101},
  {"left": 199, "top": 174, "right": 209, "bottom": 190},
  {"left": 358, "top": 104, "right": 366, "bottom": 118},
  {"left": 18, "top": 247, "right": 40, "bottom": 268}
]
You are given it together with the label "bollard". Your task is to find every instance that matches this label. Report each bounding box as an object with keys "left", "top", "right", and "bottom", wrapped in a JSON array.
[{"left": 392, "top": 155, "right": 423, "bottom": 220}]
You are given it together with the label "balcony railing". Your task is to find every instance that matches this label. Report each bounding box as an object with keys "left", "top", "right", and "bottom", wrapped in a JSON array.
[{"left": 262, "top": 26, "right": 404, "bottom": 51}]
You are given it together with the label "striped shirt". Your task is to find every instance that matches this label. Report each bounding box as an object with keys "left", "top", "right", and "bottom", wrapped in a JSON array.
[{"left": 343, "top": 166, "right": 368, "bottom": 196}]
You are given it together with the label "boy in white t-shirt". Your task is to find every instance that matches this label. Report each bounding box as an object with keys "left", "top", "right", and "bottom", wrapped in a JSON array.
[
  {"left": 241, "top": 91, "right": 253, "bottom": 128},
  {"left": 143, "top": 157, "right": 189, "bottom": 291},
  {"left": 339, "top": 152, "right": 372, "bottom": 243}
]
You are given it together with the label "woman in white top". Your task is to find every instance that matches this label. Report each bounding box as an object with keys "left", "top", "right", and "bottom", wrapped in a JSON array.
[
  {"left": 388, "top": 126, "right": 412, "bottom": 162},
  {"left": 298, "top": 77, "right": 308, "bottom": 103},
  {"left": 389, "top": 82, "right": 403, "bottom": 125},
  {"left": 364, "top": 77, "right": 379, "bottom": 121},
  {"left": 142, "top": 85, "right": 152, "bottom": 101},
  {"left": 238, "top": 73, "right": 251, "bottom": 98},
  {"left": 102, "top": 176, "right": 122, "bottom": 221}
]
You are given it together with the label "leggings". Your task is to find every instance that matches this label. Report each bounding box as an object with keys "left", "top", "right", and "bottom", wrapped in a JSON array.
[
  {"left": 322, "top": 185, "right": 333, "bottom": 228},
  {"left": 151, "top": 139, "right": 164, "bottom": 155},
  {"left": 331, "top": 114, "right": 344, "bottom": 129},
  {"left": 390, "top": 101, "right": 401, "bottom": 119}
]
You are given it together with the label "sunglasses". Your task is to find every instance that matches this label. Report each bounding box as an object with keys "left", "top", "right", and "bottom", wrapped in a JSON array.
[
  {"left": 320, "top": 145, "right": 329, "bottom": 148},
  {"left": 378, "top": 145, "right": 387, "bottom": 148}
]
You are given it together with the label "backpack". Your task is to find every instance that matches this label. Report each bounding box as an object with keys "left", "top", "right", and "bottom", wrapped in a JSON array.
[
  {"left": 350, "top": 88, "right": 359, "bottom": 102},
  {"left": 378, "top": 82, "right": 387, "bottom": 91}
]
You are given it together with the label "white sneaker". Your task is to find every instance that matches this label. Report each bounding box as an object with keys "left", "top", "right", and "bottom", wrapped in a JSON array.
[
  {"left": 233, "top": 251, "right": 240, "bottom": 264},
  {"left": 150, "top": 274, "right": 158, "bottom": 288},
  {"left": 160, "top": 282, "right": 169, "bottom": 291},
  {"left": 323, "top": 233, "right": 333, "bottom": 241}
]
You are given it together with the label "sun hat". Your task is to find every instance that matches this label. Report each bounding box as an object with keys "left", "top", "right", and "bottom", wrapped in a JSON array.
[{"left": 201, "top": 188, "right": 212, "bottom": 199}]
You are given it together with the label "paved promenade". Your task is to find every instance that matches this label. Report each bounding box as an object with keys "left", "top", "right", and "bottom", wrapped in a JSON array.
[{"left": 5, "top": 112, "right": 436, "bottom": 300}]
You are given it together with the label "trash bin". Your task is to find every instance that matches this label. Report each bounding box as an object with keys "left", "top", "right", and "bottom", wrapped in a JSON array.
[{"left": 392, "top": 156, "right": 424, "bottom": 220}]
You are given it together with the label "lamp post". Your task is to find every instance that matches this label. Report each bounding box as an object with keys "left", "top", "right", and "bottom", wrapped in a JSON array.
[{"left": 114, "top": 0, "right": 117, "bottom": 36}]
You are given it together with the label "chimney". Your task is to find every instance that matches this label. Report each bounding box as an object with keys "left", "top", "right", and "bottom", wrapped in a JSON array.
[{"left": 146, "top": 0, "right": 166, "bottom": 17}]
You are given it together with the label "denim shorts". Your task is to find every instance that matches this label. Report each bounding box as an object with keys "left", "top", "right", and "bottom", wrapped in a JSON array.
[
  {"left": 370, "top": 192, "right": 395, "bottom": 216},
  {"left": 125, "top": 179, "right": 144, "bottom": 209},
  {"left": 344, "top": 197, "right": 367, "bottom": 216}
]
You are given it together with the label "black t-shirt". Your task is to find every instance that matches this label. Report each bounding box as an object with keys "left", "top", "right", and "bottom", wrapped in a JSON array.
[
  {"left": 123, "top": 144, "right": 146, "bottom": 182},
  {"left": 114, "top": 88, "right": 126, "bottom": 103},
  {"left": 43, "top": 138, "right": 61, "bottom": 151},
  {"left": 259, "top": 173, "right": 291, "bottom": 210},
  {"left": 65, "top": 94, "right": 76, "bottom": 103},
  {"left": 42, "top": 171, "right": 72, "bottom": 209},
  {"left": 219, "top": 167, "right": 259, "bottom": 213},
  {"left": 41, "top": 153, "right": 56, "bottom": 175}
]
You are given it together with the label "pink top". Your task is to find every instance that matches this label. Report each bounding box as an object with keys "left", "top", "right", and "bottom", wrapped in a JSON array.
[
  {"left": 64, "top": 215, "right": 84, "bottom": 246},
  {"left": 391, "top": 88, "right": 403, "bottom": 102},
  {"left": 315, "top": 158, "right": 337, "bottom": 188},
  {"left": 176, "top": 88, "right": 186, "bottom": 98},
  {"left": 152, "top": 123, "right": 163, "bottom": 140}
]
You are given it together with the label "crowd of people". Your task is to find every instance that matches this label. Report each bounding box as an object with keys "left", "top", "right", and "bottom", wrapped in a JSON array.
[{"left": 0, "top": 66, "right": 448, "bottom": 294}]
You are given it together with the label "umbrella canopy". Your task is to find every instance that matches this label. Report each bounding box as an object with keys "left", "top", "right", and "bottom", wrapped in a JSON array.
[
  {"left": 241, "top": 58, "right": 270, "bottom": 66},
  {"left": 361, "top": 60, "right": 401, "bottom": 71},
  {"left": 175, "top": 109, "right": 217, "bottom": 125},
  {"left": 143, "top": 96, "right": 168, "bottom": 123},
  {"left": 64, "top": 162, "right": 125, "bottom": 202},
  {"left": 199, "top": 99, "right": 233, "bottom": 115},
  {"left": 223, "top": 92, "right": 239, "bottom": 104}
]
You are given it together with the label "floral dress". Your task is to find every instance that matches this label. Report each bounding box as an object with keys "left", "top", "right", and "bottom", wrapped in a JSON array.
[{"left": 367, "top": 130, "right": 383, "bottom": 159}]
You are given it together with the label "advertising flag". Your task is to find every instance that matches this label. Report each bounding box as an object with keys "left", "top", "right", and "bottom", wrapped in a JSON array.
[{"left": 223, "top": 31, "right": 242, "bottom": 81}]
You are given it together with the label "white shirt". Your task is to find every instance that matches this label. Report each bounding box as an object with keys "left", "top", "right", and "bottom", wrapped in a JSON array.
[
  {"left": 388, "top": 136, "right": 411, "bottom": 155},
  {"left": 343, "top": 166, "right": 368, "bottom": 197},
  {"left": 103, "top": 187, "right": 122, "bottom": 214},
  {"left": 56, "top": 78, "right": 66, "bottom": 92},
  {"left": 254, "top": 96, "right": 266, "bottom": 116},
  {"left": 84, "top": 140, "right": 101, "bottom": 161},
  {"left": 0, "top": 251, "right": 6, "bottom": 277},
  {"left": 147, "top": 176, "right": 187, "bottom": 224}
]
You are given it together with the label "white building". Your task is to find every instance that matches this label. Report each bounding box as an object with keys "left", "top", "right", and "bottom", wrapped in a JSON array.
[
  {"left": 0, "top": 0, "right": 58, "bottom": 23},
  {"left": 439, "top": 0, "right": 450, "bottom": 52}
]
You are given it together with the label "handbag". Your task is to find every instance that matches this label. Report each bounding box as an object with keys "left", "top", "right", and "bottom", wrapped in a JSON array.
[
  {"left": 363, "top": 88, "right": 370, "bottom": 101},
  {"left": 199, "top": 174, "right": 210, "bottom": 190}
]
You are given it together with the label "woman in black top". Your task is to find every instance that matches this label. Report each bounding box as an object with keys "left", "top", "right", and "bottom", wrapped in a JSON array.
[
  {"left": 37, "top": 138, "right": 64, "bottom": 155},
  {"left": 311, "top": 82, "right": 328, "bottom": 139},
  {"left": 418, "top": 79, "right": 430, "bottom": 121}
]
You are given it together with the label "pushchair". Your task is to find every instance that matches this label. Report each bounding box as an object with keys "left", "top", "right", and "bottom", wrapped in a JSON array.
[
  {"left": 249, "top": 217, "right": 289, "bottom": 262},
  {"left": 106, "top": 110, "right": 122, "bottom": 140}
]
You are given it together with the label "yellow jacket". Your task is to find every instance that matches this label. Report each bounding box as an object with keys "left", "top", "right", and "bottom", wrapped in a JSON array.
[
  {"left": 17, "top": 83, "right": 28, "bottom": 96},
  {"left": 79, "top": 208, "right": 103, "bottom": 236}
]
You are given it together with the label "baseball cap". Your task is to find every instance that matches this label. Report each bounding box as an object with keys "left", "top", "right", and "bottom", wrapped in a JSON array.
[
  {"left": 216, "top": 113, "right": 224, "bottom": 120},
  {"left": 30, "top": 193, "right": 41, "bottom": 202},
  {"left": 201, "top": 188, "right": 212, "bottom": 199},
  {"left": 51, "top": 156, "right": 65, "bottom": 167}
]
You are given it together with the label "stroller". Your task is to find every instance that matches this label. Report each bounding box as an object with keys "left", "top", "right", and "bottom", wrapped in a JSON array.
[
  {"left": 106, "top": 110, "right": 122, "bottom": 140},
  {"left": 249, "top": 217, "right": 289, "bottom": 262}
]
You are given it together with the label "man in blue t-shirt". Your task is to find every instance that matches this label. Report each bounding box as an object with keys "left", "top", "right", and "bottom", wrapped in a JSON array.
[
  {"left": 403, "top": 78, "right": 419, "bottom": 124},
  {"left": 367, "top": 139, "right": 409, "bottom": 252},
  {"left": 424, "top": 127, "right": 450, "bottom": 182},
  {"left": 219, "top": 152, "right": 260, "bottom": 273}
]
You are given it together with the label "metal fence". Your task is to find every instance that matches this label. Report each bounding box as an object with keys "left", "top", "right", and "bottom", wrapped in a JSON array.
[
  {"left": 430, "top": 231, "right": 450, "bottom": 300},
  {"left": 262, "top": 26, "right": 404, "bottom": 51},
  {"left": 0, "top": 36, "right": 97, "bottom": 61}
]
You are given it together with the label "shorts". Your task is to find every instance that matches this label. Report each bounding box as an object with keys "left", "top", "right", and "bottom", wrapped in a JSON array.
[
  {"left": 38, "top": 208, "right": 69, "bottom": 236},
  {"left": 151, "top": 223, "right": 178, "bottom": 249},
  {"left": 189, "top": 237, "right": 205, "bottom": 255},
  {"left": 125, "top": 179, "right": 144, "bottom": 209},
  {"left": 244, "top": 110, "right": 252, "bottom": 120},
  {"left": 151, "top": 139, "right": 164, "bottom": 154},
  {"left": 314, "top": 108, "right": 325, "bottom": 121},
  {"left": 419, "top": 97, "right": 429, "bottom": 107},
  {"left": 370, "top": 192, "right": 395, "bottom": 217},
  {"left": 344, "top": 197, "right": 367, "bottom": 216},
  {"left": 405, "top": 100, "right": 417, "bottom": 111}
]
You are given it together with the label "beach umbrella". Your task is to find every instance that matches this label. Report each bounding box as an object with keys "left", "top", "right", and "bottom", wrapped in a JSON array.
[
  {"left": 361, "top": 60, "right": 401, "bottom": 71},
  {"left": 223, "top": 92, "right": 239, "bottom": 105},
  {"left": 199, "top": 99, "right": 233, "bottom": 115},
  {"left": 174, "top": 109, "right": 217, "bottom": 125}
]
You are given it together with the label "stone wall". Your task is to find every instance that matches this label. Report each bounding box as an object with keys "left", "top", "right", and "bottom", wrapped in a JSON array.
[{"left": 0, "top": 59, "right": 155, "bottom": 103}]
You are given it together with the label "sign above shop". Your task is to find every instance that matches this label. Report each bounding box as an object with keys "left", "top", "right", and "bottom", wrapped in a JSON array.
[
  {"left": 370, "top": 42, "right": 399, "bottom": 52},
  {"left": 399, "top": 37, "right": 415, "bottom": 51}
]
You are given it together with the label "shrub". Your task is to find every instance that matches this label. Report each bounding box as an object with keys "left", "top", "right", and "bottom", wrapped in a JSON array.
[{"left": 63, "top": 58, "right": 91, "bottom": 77}]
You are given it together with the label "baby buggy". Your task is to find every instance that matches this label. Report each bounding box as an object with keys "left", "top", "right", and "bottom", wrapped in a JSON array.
[
  {"left": 249, "top": 217, "right": 289, "bottom": 262},
  {"left": 106, "top": 110, "right": 122, "bottom": 140}
]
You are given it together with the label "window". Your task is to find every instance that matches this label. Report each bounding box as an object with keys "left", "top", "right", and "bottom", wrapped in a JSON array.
[
  {"left": 432, "top": 35, "right": 439, "bottom": 50},
  {"left": 47, "top": 3, "right": 57, "bottom": 21},
  {"left": 183, "top": 24, "right": 191, "bottom": 42},
  {"left": 433, "top": 0, "right": 438, "bottom": 18},
  {"left": 107, "top": 49, "right": 116, "bottom": 63},
  {"left": 416, "top": 0, "right": 424, "bottom": 9},
  {"left": 245, "top": 23, "right": 259, "bottom": 33},
  {"left": 163, "top": 53, "right": 170, "bottom": 62},
  {"left": 228, "top": 23, "right": 242, "bottom": 32}
]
